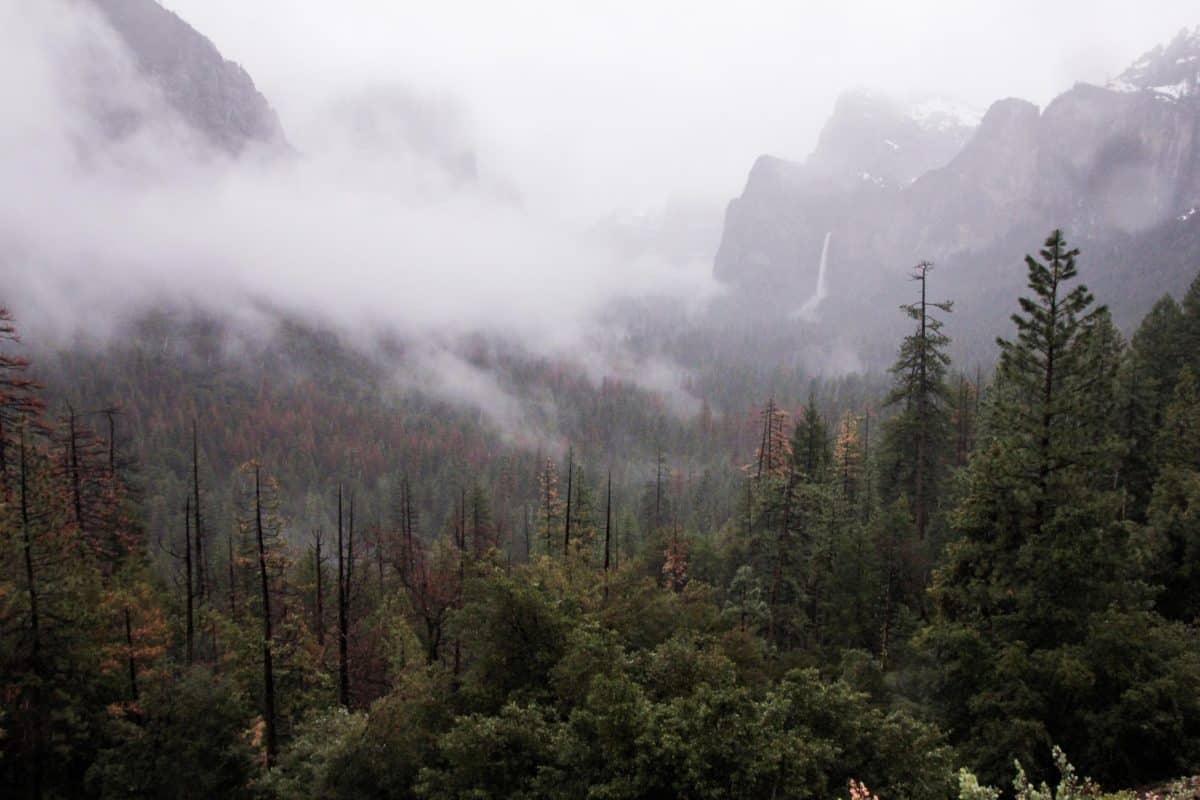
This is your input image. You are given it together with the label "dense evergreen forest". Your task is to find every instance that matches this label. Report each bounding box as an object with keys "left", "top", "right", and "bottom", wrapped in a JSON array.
[{"left": 5, "top": 230, "right": 1200, "bottom": 799}]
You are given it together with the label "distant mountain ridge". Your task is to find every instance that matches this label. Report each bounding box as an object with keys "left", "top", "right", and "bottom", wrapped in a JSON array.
[
  {"left": 713, "top": 90, "right": 980, "bottom": 290},
  {"left": 89, "top": 0, "right": 287, "bottom": 155},
  {"left": 713, "top": 26, "right": 1200, "bottom": 359}
]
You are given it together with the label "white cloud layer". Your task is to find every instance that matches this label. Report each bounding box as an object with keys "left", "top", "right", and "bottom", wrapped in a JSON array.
[{"left": 0, "top": 1, "right": 714, "bottom": 348}]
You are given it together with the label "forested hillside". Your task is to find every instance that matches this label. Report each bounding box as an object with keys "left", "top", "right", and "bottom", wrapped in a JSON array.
[{"left": 5, "top": 230, "right": 1200, "bottom": 798}]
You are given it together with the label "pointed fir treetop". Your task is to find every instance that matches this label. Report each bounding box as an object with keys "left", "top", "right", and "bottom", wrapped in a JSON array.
[
  {"left": 992, "top": 230, "right": 1113, "bottom": 469},
  {"left": 791, "top": 391, "right": 831, "bottom": 482},
  {"left": 998, "top": 230, "right": 1104, "bottom": 377},
  {"left": 885, "top": 261, "right": 953, "bottom": 411},
  {"left": 1156, "top": 366, "right": 1200, "bottom": 469}
]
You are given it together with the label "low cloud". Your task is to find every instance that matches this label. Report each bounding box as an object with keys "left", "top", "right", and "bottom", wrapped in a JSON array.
[{"left": 0, "top": 1, "right": 717, "bottom": 436}]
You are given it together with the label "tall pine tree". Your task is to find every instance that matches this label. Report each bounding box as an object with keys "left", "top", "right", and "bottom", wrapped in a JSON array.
[
  {"left": 879, "top": 261, "right": 953, "bottom": 541},
  {"left": 920, "top": 231, "right": 1199, "bottom": 787}
]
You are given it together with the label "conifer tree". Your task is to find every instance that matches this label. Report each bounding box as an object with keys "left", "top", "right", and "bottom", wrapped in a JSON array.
[
  {"left": 641, "top": 449, "right": 674, "bottom": 540},
  {"left": 832, "top": 411, "right": 862, "bottom": 506},
  {"left": 791, "top": 393, "right": 831, "bottom": 481},
  {"left": 567, "top": 464, "right": 598, "bottom": 557},
  {"left": 755, "top": 398, "right": 791, "bottom": 480},
  {"left": 1141, "top": 367, "right": 1200, "bottom": 621},
  {"left": 1125, "top": 294, "right": 1190, "bottom": 517},
  {"left": 536, "top": 458, "right": 561, "bottom": 556},
  {"left": 467, "top": 482, "right": 496, "bottom": 558},
  {"left": 919, "top": 231, "right": 1181, "bottom": 785},
  {"left": 879, "top": 261, "right": 953, "bottom": 541},
  {"left": 951, "top": 373, "right": 978, "bottom": 468},
  {"left": 0, "top": 308, "right": 41, "bottom": 490},
  {"left": 722, "top": 565, "right": 769, "bottom": 632}
]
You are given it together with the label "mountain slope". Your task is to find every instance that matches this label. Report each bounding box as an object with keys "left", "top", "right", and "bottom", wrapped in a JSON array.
[{"left": 90, "top": 0, "right": 287, "bottom": 154}]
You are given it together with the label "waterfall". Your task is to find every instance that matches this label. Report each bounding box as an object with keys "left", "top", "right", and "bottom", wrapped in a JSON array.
[{"left": 792, "top": 231, "right": 832, "bottom": 321}]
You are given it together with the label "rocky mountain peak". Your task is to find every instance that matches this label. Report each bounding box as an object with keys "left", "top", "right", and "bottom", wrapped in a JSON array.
[
  {"left": 972, "top": 97, "right": 1039, "bottom": 137},
  {"left": 90, "top": 0, "right": 288, "bottom": 155},
  {"left": 808, "top": 89, "right": 979, "bottom": 189},
  {"left": 1107, "top": 25, "right": 1200, "bottom": 100}
]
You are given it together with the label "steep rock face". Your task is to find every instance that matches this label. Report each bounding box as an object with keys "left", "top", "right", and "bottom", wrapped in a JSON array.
[
  {"left": 713, "top": 26, "right": 1200, "bottom": 342},
  {"left": 1038, "top": 84, "right": 1198, "bottom": 235},
  {"left": 808, "top": 90, "right": 977, "bottom": 189},
  {"left": 891, "top": 98, "right": 1041, "bottom": 260},
  {"left": 714, "top": 91, "right": 978, "bottom": 299},
  {"left": 90, "top": 0, "right": 287, "bottom": 155},
  {"left": 713, "top": 156, "right": 836, "bottom": 294}
]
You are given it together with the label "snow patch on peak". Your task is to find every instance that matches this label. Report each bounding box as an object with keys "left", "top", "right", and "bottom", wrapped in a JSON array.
[
  {"left": 1107, "top": 27, "right": 1200, "bottom": 98},
  {"left": 1152, "top": 79, "right": 1193, "bottom": 100}
]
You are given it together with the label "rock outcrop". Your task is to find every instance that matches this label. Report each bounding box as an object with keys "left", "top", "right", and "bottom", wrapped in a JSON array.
[{"left": 90, "top": 0, "right": 287, "bottom": 155}]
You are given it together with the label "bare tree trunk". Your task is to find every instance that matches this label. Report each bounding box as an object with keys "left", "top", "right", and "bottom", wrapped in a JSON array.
[
  {"left": 66, "top": 405, "right": 84, "bottom": 534},
  {"left": 313, "top": 530, "right": 325, "bottom": 646},
  {"left": 862, "top": 408, "right": 873, "bottom": 523},
  {"left": 124, "top": 606, "right": 139, "bottom": 702},
  {"left": 192, "top": 420, "right": 206, "bottom": 604},
  {"left": 105, "top": 409, "right": 117, "bottom": 477},
  {"left": 336, "top": 485, "right": 350, "bottom": 708},
  {"left": 20, "top": 429, "right": 43, "bottom": 800},
  {"left": 375, "top": 522, "right": 385, "bottom": 596},
  {"left": 227, "top": 529, "right": 237, "bottom": 619},
  {"left": 347, "top": 492, "right": 355, "bottom": 597},
  {"left": 254, "top": 466, "right": 277, "bottom": 766},
  {"left": 454, "top": 488, "right": 464, "bottom": 678},
  {"left": 603, "top": 470, "right": 612, "bottom": 599},
  {"left": 655, "top": 446, "right": 665, "bottom": 529},
  {"left": 401, "top": 477, "right": 413, "bottom": 585},
  {"left": 563, "top": 448, "right": 574, "bottom": 557},
  {"left": 184, "top": 496, "right": 194, "bottom": 666},
  {"left": 407, "top": 479, "right": 417, "bottom": 577},
  {"left": 523, "top": 504, "right": 530, "bottom": 562}
]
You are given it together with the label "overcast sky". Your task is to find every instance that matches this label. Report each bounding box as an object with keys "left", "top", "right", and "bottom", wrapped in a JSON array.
[{"left": 163, "top": 1, "right": 1200, "bottom": 213}]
